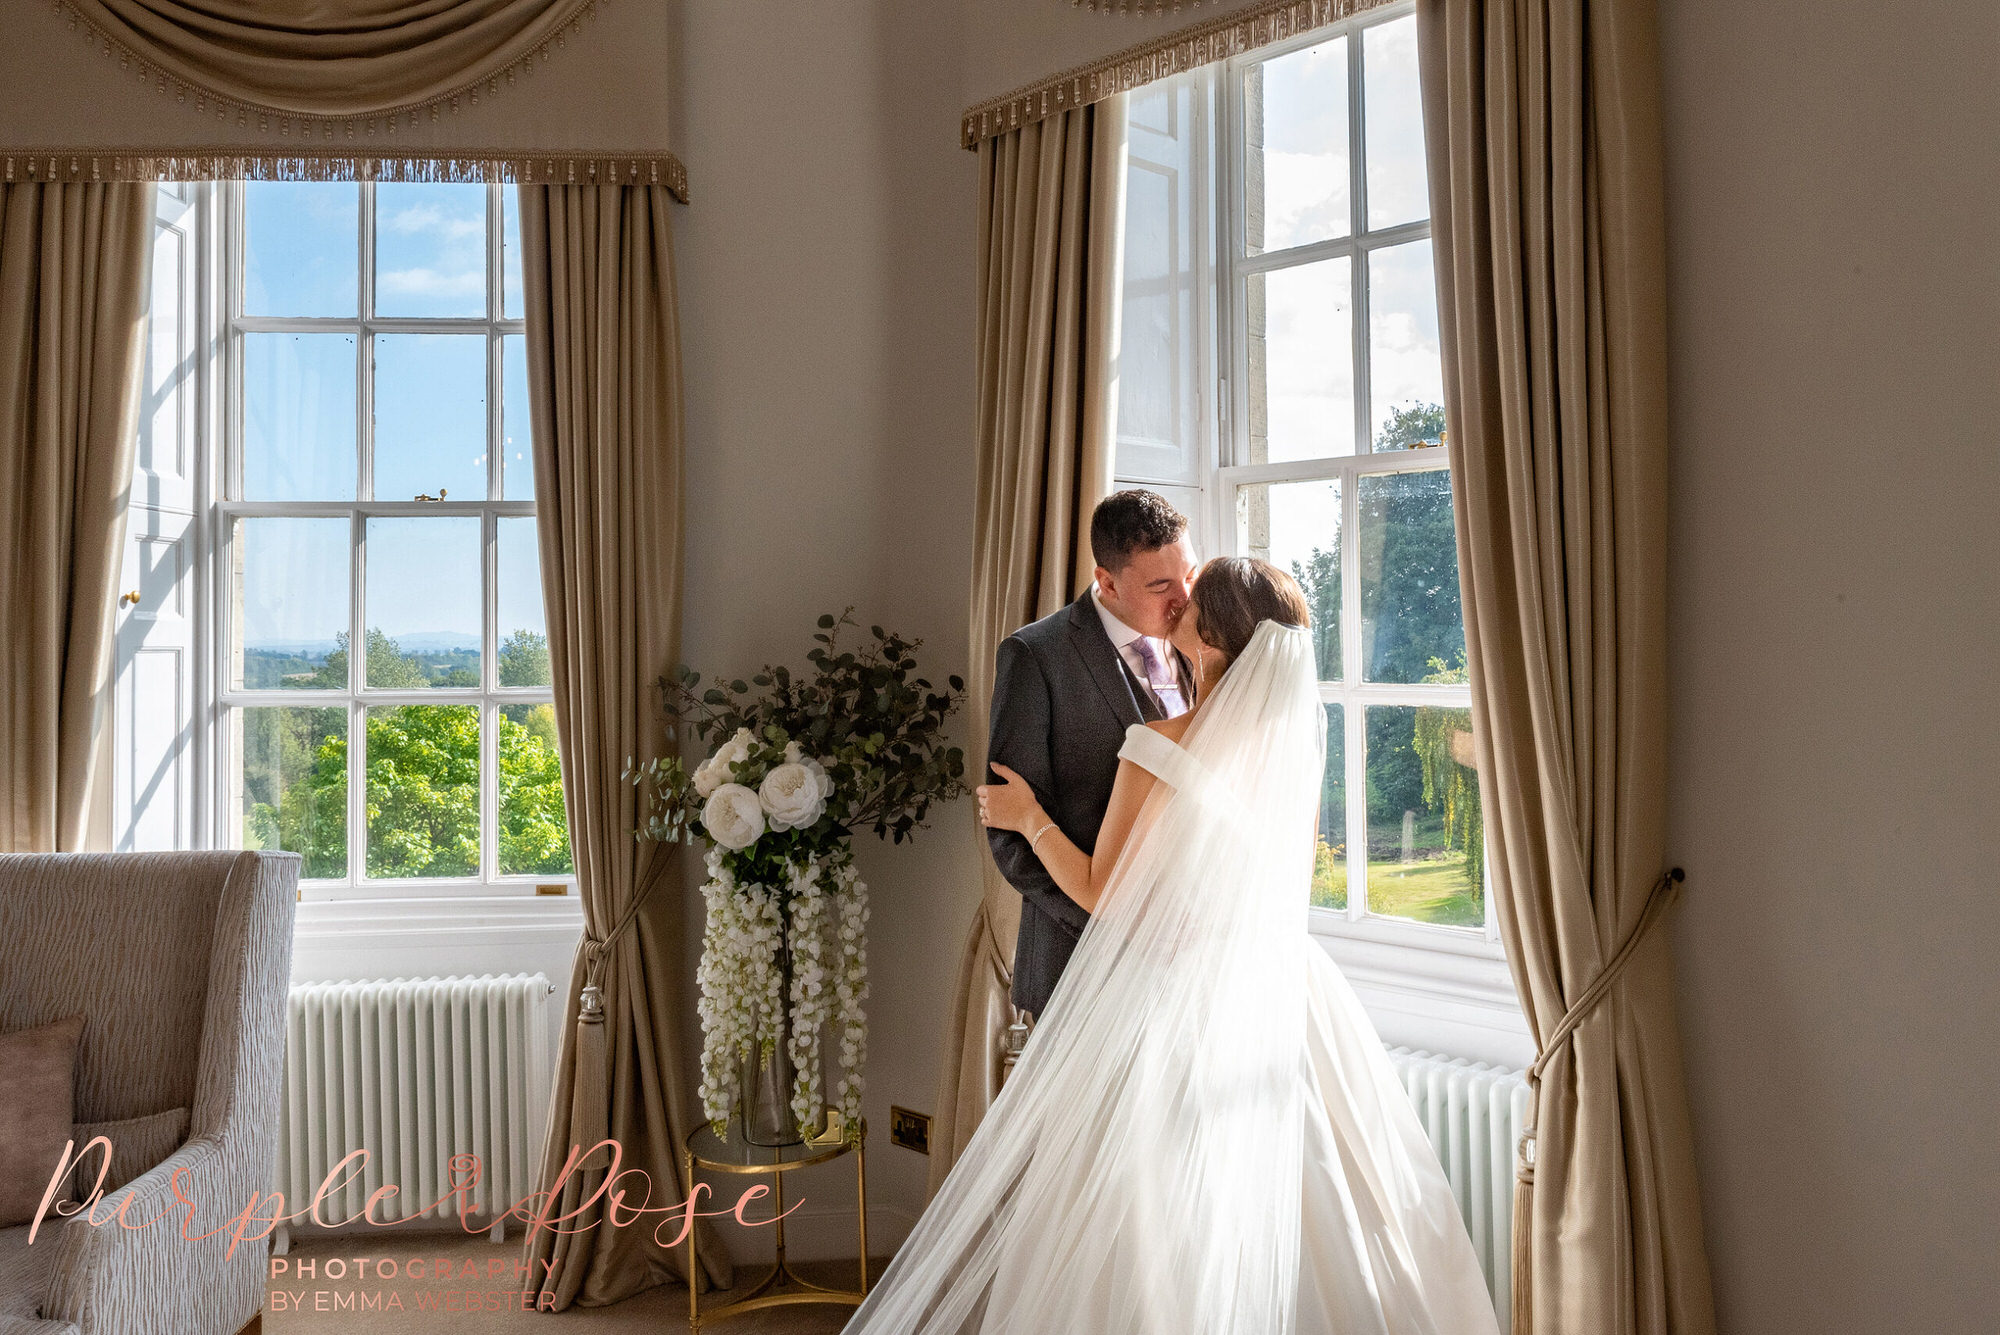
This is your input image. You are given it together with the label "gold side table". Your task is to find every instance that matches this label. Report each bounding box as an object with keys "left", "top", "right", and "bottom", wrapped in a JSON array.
[{"left": 683, "top": 1117, "right": 869, "bottom": 1330}]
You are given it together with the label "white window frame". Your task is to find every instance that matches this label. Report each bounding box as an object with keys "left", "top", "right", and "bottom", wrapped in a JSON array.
[
  {"left": 1117, "top": 7, "right": 1525, "bottom": 1056},
  {"left": 212, "top": 179, "right": 573, "bottom": 902}
]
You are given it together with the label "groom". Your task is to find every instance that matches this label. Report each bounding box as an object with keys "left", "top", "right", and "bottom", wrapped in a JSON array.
[{"left": 985, "top": 490, "right": 1201, "bottom": 1023}]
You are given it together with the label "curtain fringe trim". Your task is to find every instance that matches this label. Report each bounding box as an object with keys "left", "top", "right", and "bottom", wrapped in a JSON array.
[
  {"left": 0, "top": 148, "right": 688, "bottom": 201},
  {"left": 49, "top": 0, "right": 605, "bottom": 137},
  {"left": 1071, "top": 1, "right": 1219, "bottom": 13},
  {"left": 961, "top": 0, "right": 1397, "bottom": 149}
]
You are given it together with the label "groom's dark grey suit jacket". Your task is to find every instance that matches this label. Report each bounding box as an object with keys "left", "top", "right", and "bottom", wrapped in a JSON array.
[{"left": 986, "top": 588, "right": 1196, "bottom": 1021}]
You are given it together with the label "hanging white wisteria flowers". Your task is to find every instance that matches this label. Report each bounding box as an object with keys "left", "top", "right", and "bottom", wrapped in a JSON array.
[{"left": 627, "top": 609, "right": 966, "bottom": 1144}]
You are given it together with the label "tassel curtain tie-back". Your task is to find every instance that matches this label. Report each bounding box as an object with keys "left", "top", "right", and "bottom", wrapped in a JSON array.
[
  {"left": 1517, "top": 866, "right": 1688, "bottom": 1181},
  {"left": 567, "top": 853, "right": 671, "bottom": 1168}
]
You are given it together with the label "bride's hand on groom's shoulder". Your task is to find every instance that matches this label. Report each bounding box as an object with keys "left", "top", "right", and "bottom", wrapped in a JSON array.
[{"left": 976, "top": 763, "right": 1044, "bottom": 836}]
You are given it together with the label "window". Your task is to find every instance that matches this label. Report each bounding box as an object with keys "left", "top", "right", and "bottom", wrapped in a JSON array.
[
  {"left": 217, "top": 180, "right": 571, "bottom": 894},
  {"left": 1117, "top": 6, "right": 1494, "bottom": 964}
]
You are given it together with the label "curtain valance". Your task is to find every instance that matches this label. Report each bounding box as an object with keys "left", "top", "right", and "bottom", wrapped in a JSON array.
[
  {"left": 961, "top": 0, "right": 1395, "bottom": 149},
  {"left": 0, "top": 148, "right": 689, "bottom": 202},
  {"left": 52, "top": 0, "right": 599, "bottom": 128}
]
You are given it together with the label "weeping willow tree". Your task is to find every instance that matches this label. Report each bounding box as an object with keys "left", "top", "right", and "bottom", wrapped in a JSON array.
[{"left": 1413, "top": 651, "right": 1484, "bottom": 913}]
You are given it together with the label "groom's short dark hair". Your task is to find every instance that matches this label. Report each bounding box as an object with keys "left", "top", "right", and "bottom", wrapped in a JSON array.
[{"left": 1090, "top": 490, "right": 1189, "bottom": 574}]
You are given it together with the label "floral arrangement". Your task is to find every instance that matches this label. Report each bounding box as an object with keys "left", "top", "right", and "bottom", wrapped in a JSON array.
[{"left": 627, "top": 609, "right": 968, "bottom": 1141}]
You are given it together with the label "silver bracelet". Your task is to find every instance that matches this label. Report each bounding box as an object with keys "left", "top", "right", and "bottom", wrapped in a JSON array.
[{"left": 1029, "top": 821, "right": 1057, "bottom": 852}]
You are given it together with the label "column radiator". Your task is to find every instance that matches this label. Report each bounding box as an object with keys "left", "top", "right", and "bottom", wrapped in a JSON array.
[
  {"left": 1385, "top": 1045, "right": 1531, "bottom": 1333},
  {"left": 275, "top": 974, "right": 555, "bottom": 1245}
]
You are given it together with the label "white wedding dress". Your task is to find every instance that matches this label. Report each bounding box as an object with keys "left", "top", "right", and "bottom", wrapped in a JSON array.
[{"left": 843, "top": 620, "right": 1502, "bottom": 1335}]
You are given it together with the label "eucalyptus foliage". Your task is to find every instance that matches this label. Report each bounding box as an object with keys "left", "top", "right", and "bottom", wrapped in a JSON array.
[{"left": 626, "top": 608, "right": 970, "bottom": 882}]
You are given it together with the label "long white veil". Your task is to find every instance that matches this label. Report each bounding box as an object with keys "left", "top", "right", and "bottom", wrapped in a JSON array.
[{"left": 845, "top": 618, "right": 1327, "bottom": 1335}]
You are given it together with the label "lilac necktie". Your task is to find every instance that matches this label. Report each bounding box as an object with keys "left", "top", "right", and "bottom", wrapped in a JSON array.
[{"left": 1133, "top": 638, "right": 1187, "bottom": 718}]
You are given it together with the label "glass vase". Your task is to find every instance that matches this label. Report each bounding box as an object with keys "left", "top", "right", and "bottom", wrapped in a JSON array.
[{"left": 742, "top": 933, "right": 804, "bottom": 1146}]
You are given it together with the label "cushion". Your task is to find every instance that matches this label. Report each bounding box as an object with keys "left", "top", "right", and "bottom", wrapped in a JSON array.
[
  {"left": 0, "top": 1019, "right": 84, "bottom": 1229},
  {"left": 58, "top": 1107, "right": 190, "bottom": 1203}
]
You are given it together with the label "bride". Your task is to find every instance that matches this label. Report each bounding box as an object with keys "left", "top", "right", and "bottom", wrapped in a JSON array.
[{"left": 842, "top": 557, "right": 1503, "bottom": 1335}]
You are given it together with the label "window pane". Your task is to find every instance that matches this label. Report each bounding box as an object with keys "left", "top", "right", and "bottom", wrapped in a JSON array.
[
  {"left": 1246, "top": 256, "right": 1354, "bottom": 462},
  {"left": 1357, "top": 469, "right": 1463, "bottom": 683},
  {"left": 1117, "top": 76, "right": 1203, "bottom": 485},
  {"left": 1313, "top": 703, "right": 1347, "bottom": 909},
  {"left": 234, "top": 518, "right": 349, "bottom": 690},
  {"left": 364, "top": 704, "right": 479, "bottom": 878},
  {"left": 240, "top": 706, "right": 347, "bottom": 879},
  {"left": 374, "top": 183, "right": 486, "bottom": 318},
  {"left": 1237, "top": 477, "right": 1341, "bottom": 680},
  {"left": 1363, "top": 15, "right": 1430, "bottom": 230},
  {"left": 502, "top": 186, "right": 524, "bottom": 319},
  {"left": 243, "top": 333, "right": 356, "bottom": 501},
  {"left": 243, "top": 182, "right": 356, "bottom": 317},
  {"left": 364, "top": 518, "right": 481, "bottom": 688},
  {"left": 500, "top": 703, "right": 572, "bottom": 875},
  {"left": 501, "top": 334, "right": 534, "bottom": 500},
  {"left": 373, "top": 334, "right": 488, "bottom": 501},
  {"left": 1245, "top": 37, "right": 1349, "bottom": 255},
  {"left": 1363, "top": 704, "right": 1481, "bottom": 926},
  {"left": 497, "top": 517, "right": 549, "bottom": 687},
  {"left": 1367, "top": 239, "right": 1445, "bottom": 450}
]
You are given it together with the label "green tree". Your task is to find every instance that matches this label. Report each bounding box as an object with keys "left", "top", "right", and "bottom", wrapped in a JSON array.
[
  {"left": 1413, "top": 651, "right": 1483, "bottom": 911},
  {"left": 499, "top": 629, "right": 551, "bottom": 687},
  {"left": 243, "top": 707, "right": 347, "bottom": 879},
  {"left": 499, "top": 703, "right": 572, "bottom": 874},
  {"left": 247, "top": 628, "right": 573, "bottom": 880},
  {"left": 1376, "top": 400, "right": 1446, "bottom": 451},
  {"left": 364, "top": 704, "right": 481, "bottom": 877}
]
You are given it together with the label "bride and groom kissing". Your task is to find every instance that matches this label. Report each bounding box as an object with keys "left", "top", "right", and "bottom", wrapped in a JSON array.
[{"left": 840, "top": 490, "right": 1502, "bottom": 1334}]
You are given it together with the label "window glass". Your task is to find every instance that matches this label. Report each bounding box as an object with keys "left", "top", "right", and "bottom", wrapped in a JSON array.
[
  {"left": 1245, "top": 36, "right": 1350, "bottom": 254},
  {"left": 244, "top": 182, "right": 356, "bottom": 317},
  {"left": 226, "top": 181, "right": 568, "bottom": 885},
  {"left": 374, "top": 183, "right": 487, "bottom": 318}
]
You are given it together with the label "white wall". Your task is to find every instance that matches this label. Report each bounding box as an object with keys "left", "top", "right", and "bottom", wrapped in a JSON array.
[
  {"left": 1659, "top": 2, "right": 2000, "bottom": 1331},
  {"left": 670, "top": 0, "right": 980, "bottom": 1258}
]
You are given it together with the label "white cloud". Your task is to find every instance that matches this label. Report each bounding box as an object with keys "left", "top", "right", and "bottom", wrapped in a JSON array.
[
  {"left": 382, "top": 202, "right": 484, "bottom": 241},
  {"left": 378, "top": 266, "right": 484, "bottom": 300}
]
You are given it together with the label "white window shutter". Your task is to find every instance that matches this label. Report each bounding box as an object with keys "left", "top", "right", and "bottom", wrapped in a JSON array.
[{"left": 115, "top": 184, "right": 206, "bottom": 852}]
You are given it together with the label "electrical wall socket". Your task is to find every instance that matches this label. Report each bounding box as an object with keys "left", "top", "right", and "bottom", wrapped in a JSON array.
[{"left": 889, "top": 1105, "right": 931, "bottom": 1155}]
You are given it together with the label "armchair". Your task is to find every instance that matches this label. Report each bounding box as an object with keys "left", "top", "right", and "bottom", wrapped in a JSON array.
[{"left": 0, "top": 852, "right": 298, "bottom": 1335}]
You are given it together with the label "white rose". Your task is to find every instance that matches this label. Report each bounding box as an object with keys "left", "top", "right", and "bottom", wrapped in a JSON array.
[
  {"left": 759, "top": 757, "right": 833, "bottom": 831},
  {"left": 694, "top": 728, "right": 757, "bottom": 799},
  {"left": 692, "top": 757, "right": 724, "bottom": 799},
  {"left": 702, "top": 783, "right": 766, "bottom": 850}
]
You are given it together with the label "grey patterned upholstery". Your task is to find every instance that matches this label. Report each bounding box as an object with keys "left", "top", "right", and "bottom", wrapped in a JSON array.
[{"left": 0, "top": 852, "right": 299, "bottom": 1335}]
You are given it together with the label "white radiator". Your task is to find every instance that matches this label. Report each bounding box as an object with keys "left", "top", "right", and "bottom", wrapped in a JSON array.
[
  {"left": 275, "top": 974, "right": 554, "bottom": 1245},
  {"left": 1385, "top": 1045, "right": 1531, "bottom": 1332}
]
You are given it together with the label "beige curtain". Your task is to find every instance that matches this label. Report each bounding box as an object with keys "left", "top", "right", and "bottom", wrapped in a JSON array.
[
  {"left": 57, "top": 0, "right": 592, "bottom": 121},
  {"left": 0, "top": 181, "right": 151, "bottom": 854},
  {"left": 929, "top": 94, "right": 1128, "bottom": 1196},
  {"left": 1416, "top": 2, "right": 1717, "bottom": 1333},
  {"left": 516, "top": 182, "right": 732, "bottom": 1309}
]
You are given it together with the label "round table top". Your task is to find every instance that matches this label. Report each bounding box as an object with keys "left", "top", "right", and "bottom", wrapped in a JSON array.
[{"left": 686, "top": 1117, "right": 866, "bottom": 1174}]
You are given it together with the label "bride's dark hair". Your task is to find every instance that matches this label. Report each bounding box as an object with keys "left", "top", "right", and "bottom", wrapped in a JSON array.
[{"left": 1188, "top": 556, "right": 1311, "bottom": 663}]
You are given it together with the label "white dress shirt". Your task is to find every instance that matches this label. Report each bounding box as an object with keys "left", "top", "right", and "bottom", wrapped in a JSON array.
[{"left": 1090, "top": 583, "right": 1188, "bottom": 716}]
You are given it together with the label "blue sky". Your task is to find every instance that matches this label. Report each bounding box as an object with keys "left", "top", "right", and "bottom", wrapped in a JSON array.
[{"left": 237, "top": 182, "right": 539, "bottom": 662}]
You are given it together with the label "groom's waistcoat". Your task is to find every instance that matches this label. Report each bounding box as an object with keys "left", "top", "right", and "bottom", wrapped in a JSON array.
[{"left": 986, "top": 588, "right": 1194, "bottom": 1020}]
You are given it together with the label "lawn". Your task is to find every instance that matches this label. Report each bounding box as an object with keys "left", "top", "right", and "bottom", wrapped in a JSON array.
[{"left": 1310, "top": 846, "right": 1482, "bottom": 928}]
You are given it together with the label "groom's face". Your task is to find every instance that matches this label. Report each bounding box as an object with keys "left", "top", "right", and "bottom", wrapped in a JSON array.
[{"left": 1098, "top": 536, "right": 1200, "bottom": 640}]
